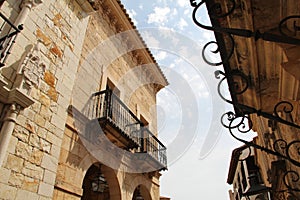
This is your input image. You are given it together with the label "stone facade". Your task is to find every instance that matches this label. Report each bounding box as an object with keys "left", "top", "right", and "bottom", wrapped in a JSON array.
[{"left": 0, "top": 0, "right": 167, "bottom": 200}]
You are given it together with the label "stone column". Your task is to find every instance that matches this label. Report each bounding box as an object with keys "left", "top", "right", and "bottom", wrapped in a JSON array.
[
  {"left": 0, "top": 103, "right": 21, "bottom": 166},
  {"left": 14, "top": 0, "right": 43, "bottom": 26}
]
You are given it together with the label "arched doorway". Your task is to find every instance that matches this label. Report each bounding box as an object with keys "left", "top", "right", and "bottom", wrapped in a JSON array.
[
  {"left": 81, "top": 163, "right": 121, "bottom": 200},
  {"left": 132, "top": 185, "right": 152, "bottom": 200}
]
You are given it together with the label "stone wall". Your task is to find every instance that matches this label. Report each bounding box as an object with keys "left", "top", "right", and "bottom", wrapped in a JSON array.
[
  {"left": 0, "top": 0, "right": 92, "bottom": 199},
  {"left": 73, "top": 11, "right": 159, "bottom": 134},
  {"left": 53, "top": 113, "right": 160, "bottom": 200},
  {"left": 54, "top": 3, "right": 162, "bottom": 199},
  {"left": 0, "top": 0, "right": 164, "bottom": 199}
]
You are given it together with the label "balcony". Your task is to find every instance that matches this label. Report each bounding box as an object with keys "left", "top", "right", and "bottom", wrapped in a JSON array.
[
  {"left": 86, "top": 89, "right": 167, "bottom": 169},
  {"left": 0, "top": 12, "right": 23, "bottom": 67}
]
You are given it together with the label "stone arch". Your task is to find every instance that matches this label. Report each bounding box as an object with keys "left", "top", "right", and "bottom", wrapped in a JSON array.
[
  {"left": 81, "top": 160, "right": 121, "bottom": 200},
  {"left": 129, "top": 176, "right": 153, "bottom": 200},
  {"left": 132, "top": 184, "right": 152, "bottom": 200}
]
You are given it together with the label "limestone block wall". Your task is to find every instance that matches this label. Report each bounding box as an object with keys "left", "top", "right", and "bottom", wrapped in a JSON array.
[
  {"left": 0, "top": 0, "right": 165, "bottom": 199},
  {"left": 53, "top": 2, "right": 163, "bottom": 200},
  {"left": 53, "top": 114, "right": 160, "bottom": 200},
  {"left": 73, "top": 11, "right": 159, "bottom": 135},
  {"left": 0, "top": 0, "right": 92, "bottom": 199}
]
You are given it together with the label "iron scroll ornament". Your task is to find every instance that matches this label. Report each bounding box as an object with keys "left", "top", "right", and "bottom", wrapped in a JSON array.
[
  {"left": 283, "top": 171, "right": 300, "bottom": 192},
  {"left": 215, "top": 70, "right": 300, "bottom": 130},
  {"left": 221, "top": 110, "right": 300, "bottom": 168},
  {"left": 272, "top": 171, "right": 300, "bottom": 198},
  {"left": 190, "top": 0, "right": 300, "bottom": 46},
  {"left": 216, "top": 70, "right": 300, "bottom": 167}
]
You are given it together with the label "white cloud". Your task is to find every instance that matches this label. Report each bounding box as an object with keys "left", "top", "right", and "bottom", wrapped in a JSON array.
[
  {"left": 138, "top": 4, "right": 143, "bottom": 10},
  {"left": 184, "top": 8, "right": 190, "bottom": 15},
  {"left": 147, "top": 7, "right": 171, "bottom": 25},
  {"left": 177, "top": 0, "right": 188, "bottom": 7},
  {"left": 172, "top": 8, "right": 178, "bottom": 16},
  {"left": 178, "top": 18, "right": 188, "bottom": 30},
  {"left": 155, "top": 51, "right": 167, "bottom": 61},
  {"left": 141, "top": 31, "right": 160, "bottom": 47}
]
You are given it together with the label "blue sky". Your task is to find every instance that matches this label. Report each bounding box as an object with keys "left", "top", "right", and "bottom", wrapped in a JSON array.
[{"left": 120, "top": 0, "right": 244, "bottom": 199}]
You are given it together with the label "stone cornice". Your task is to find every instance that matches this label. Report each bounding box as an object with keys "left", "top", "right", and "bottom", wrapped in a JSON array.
[
  {"left": 76, "top": 0, "right": 96, "bottom": 14},
  {"left": 0, "top": 77, "right": 34, "bottom": 108},
  {"left": 97, "top": 0, "right": 168, "bottom": 89}
]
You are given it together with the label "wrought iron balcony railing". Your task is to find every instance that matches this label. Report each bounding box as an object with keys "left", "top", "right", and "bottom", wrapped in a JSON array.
[
  {"left": 87, "top": 89, "right": 167, "bottom": 168},
  {"left": 141, "top": 127, "right": 167, "bottom": 167},
  {"left": 0, "top": 12, "right": 23, "bottom": 67}
]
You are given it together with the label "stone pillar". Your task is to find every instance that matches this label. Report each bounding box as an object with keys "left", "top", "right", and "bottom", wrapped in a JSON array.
[
  {"left": 0, "top": 103, "right": 21, "bottom": 166},
  {"left": 14, "top": 0, "right": 43, "bottom": 26}
]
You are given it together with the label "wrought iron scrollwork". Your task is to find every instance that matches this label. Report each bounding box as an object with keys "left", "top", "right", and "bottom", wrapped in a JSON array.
[
  {"left": 274, "top": 190, "right": 300, "bottom": 200},
  {"left": 221, "top": 108, "right": 300, "bottom": 167},
  {"left": 216, "top": 70, "right": 300, "bottom": 129},
  {"left": 283, "top": 171, "right": 300, "bottom": 192},
  {"left": 217, "top": 69, "right": 300, "bottom": 166},
  {"left": 279, "top": 16, "right": 300, "bottom": 37},
  {"left": 202, "top": 33, "right": 234, "bottom": 66},
  {"left": 272, "top": 170, "right": 300, "bottom": 199},
  {"left": 273, "top": 101, "right": 294, "bottom": 121},
  {"left": 215, "top": 70, "right": 249, "bottom": 103},
  {"left": 190, "top": 0, "right": 236, "bottom": 31},
  {"left": 190, "top": 0, "right": 300, "bottom": 45},
  {"left": 271, "top": 170, "right": 300, "bottom": 199}
]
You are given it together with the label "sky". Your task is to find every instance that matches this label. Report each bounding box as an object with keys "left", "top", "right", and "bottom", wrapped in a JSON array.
[{"left": 119, "top": 1, "right": 244, "bottom": 199}]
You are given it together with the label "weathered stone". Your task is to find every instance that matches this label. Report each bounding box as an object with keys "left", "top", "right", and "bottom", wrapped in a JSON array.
[
  {"left": 37, "top": 127, "right": 48, "bottom": 139},
  {"left": 50, "top": 113, "right": 66, "bottom": 130},
  {"left": 15, "top": 141, "right": 33, "bottom": 161},
  {"left": 40, "top": 105, "right": 52, "bottom": 121},
  {"left": 46, "top": 132, "right": 61, "bottom": 146},
  {"left": 29, "top": 133, "right": 40, "bottom": 148},
  {"left": 50, "top": 45, "right": 63, "bottom": 58},
  {"left": 5, "top": 154, "right": 24, "bottom": 173},
  {"left": 43, "top": 169, "right": 56, "bottom": 185},
  {"left": 35, "top": 114, "right": 46, "bottom": 127},
  {"left": 9, "top": 171, "right": 24, "bottom": 187},
  {"left": 29, "top": 148, "right": 44, "bottom": 165},
  {"left": 31, "top": 101, "right": 42, "bottom": 113},
  {"left": 45, "top": 121, "right": 55, "bottom": 133},
  {"left": 41, "top": 153, "right": 58, "bottom": 172},
  {"left": 0, "top": 182, "right": 17, "bottom": 199},
  {"left": 0, "top": 167, "right": 11, "bottom": 184},
  {"left": 50, "top": 144, "right": 61, "bottom": 159},
  {"left": 53, "top": 13, "right": 63, "bottom": 27},
  {"left": 13, "top": 125, "right": 30, "bottom": 143},
  {"left": 15, "top": 189, "right": 39, "bottom": 200},
  {"left": 22, "top": 176, "right": 39, "bottom": 193},
  {"left": 22, "top": 161, "right": 44, "bottom": 180},
  {"left": 30, "top": 87, "right": 40, "bottom": 100},
  {"left": 16, "top": 114, "right": 27, "bottom": 126},
  {"left": 26, "top": 121, "right": 36, "bottom": 133},
  {"left": 47, "top": 87, "right": 58, "bottom": 102},
  {"left": 40, "top": 138, "right": 51, "bottom": 153},
  {"left": 44, "top": 71, "right": 56, "bottom": 87},
  {"left": 38, "top": 196, "right": 52, "bottom": 200},
  {"left": 40, "top": 93, "right": 51, "bottom": 107},
  {"left": 36, "top": 29, "right": 52, "bottom": 46},
  {"left": 39, "top": 81, "right": 50, "bottom": 94},
  {"left": 38, "top": 182, "right": 54, "bottom": 197}
]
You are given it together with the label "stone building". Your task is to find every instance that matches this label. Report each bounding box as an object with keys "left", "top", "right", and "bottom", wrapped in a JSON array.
[
  {"left": 190, "top": 0, "right": 300, "bottom": 199},
  {"left": 0, "top": 0, "right": 168, "bottom": 200}
]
